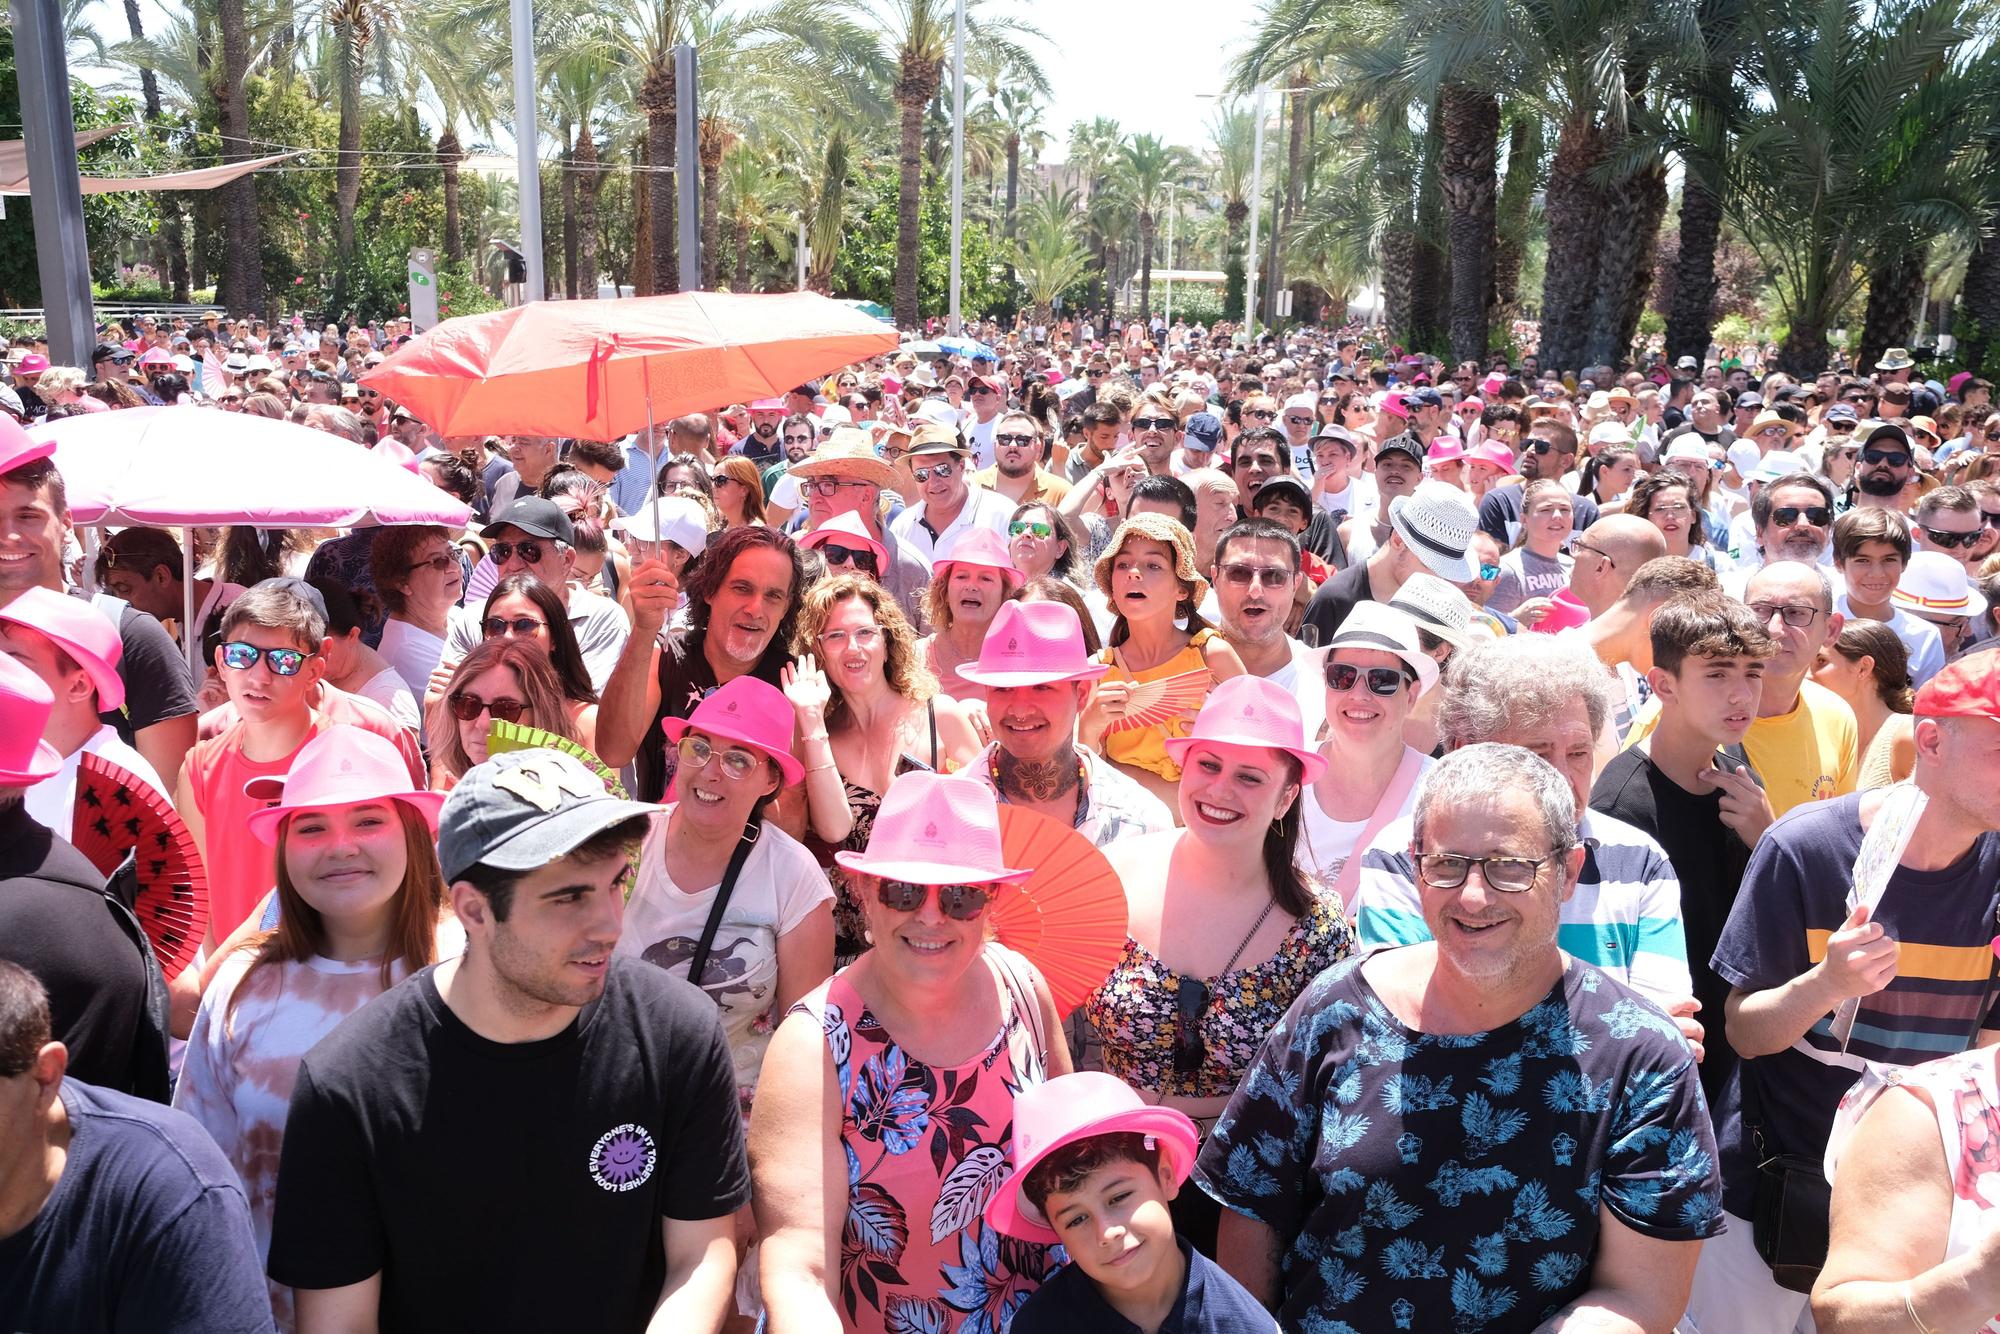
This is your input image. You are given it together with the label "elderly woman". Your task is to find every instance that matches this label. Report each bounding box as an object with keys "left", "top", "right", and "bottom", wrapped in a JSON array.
[
  {"left": 1084, "top": 675, "right": 1352, "bottom": 1252},
  {"left": 752, "top": 772, "right": 1071, "bottom": 1332},
  {"left": 786, "top": 575, "right": 980, "bottom": 961},
  {"left": 369, "top": 524, "right": 463, "bottom": 701},
  {"left": 916, "top": 528, "right": 1024, "bottom": 702}
]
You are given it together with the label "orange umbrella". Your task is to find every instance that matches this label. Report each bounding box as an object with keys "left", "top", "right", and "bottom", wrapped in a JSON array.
[
  {"left": 990, "top": 805, "right": 1131, "bottom": 1017},
  {"left": 360, "top": 291, "right": 900, "bottom": 441}
]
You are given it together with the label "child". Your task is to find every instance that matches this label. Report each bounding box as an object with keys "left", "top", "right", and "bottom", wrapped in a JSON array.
[
  {"left": 987, "top": 1072, "right": 1275, "bottom": 1333},
  {"left": 1489, "top": 478, "right": 1576, "bottom": 615},
  {"left": 1831, "top": 507, "right": 1945, "bottom": 685}
]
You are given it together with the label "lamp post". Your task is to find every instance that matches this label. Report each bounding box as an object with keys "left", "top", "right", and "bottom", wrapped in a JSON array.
[
  {"left": 510, "top": 0, "right": 545, "bottom": 301},
  {"left": 1245, "top": 87, "right": 1268, "bottom": 340},
  {"left": 947, "top": 0, "right": 967, "bottom": 336}
]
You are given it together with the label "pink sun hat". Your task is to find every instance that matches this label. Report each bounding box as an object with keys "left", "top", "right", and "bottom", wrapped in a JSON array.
[
  {"left": 0, "top": 651, "right": 60, "bottom": 785},
  {"left": 13, "top": 353, "right": 48, "bottom": 375},
  {"left": 934, "top": 528, "right": 1024, "bottom": 591},
  {"left": 835, "top": 770, "right": 1030, "bottom": 885},
  {"left": 245, "top": 725, "right": 445, "bottom": 844},
  {"left": 136, "top": 347, "right": 174, "bottom": 369},
  {"left": 660, "top": 675, "right": 806, "bottom": 787},
  {"left": 1426, "top": 437, "right": 1465, "bottom": 464},
  {"left": 0, "top": 414, "right": 54, "bottom": 473},
  {"left": 798, "top": 509, "right": 889, "bottom": 567},
  {"left": 0, "top": 587, "right": 124, "bottom": 711},
  {"left": 1466, "top": 439, "right": 1517, "bottom": 473},
  {"left": 985, "top": 1071, "right": 1201, "bottom": 1245},
  {"left": 957, "top": 600, "right": 1110, "bottom": 689},
  {"left": 1164, "top": 674, "right": 1327, "bottom": 783}
]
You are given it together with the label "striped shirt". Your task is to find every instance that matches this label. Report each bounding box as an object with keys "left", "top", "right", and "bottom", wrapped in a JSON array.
[{"left": 1352, "top": 808, "right": 1694, "bottom": 1011}]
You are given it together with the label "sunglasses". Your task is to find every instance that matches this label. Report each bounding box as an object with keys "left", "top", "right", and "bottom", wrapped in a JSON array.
[
  {"left": 1326, "top": 661, "right": 1413, "bottom": 696},
  {"left": 1243, "top": 408, "right": 1277, "bottom": 421},
  {"left": 818, "top": 544, "right": 879, "bottom": 572},
  {"left": 782, "top": 433, "right": 813, "bottom": 446},
  {"left": 911, "top": 460, "right": 959, "bottom": 483},
  {"left": 875, "top": 879, "right": 996, "bottom": 920},
  {"left": 220, "top": 641, "right": 308, "bottom": 675},
  {"left": 676, "top": 734, "right": 765, "bottom": 781},
  {"left": 1479, "top": 562, "right": 1502, "bottom": 581},
  {"left": 1009, "top": 520, "right": 1054, "bottom": 540},
  {"left": 1174, "top": 977, "right": 1209, "bottom": 1077},
  {"left": 1770, "top": 506, "right": 1832, "bottom": 528},
  {"left": 1525, "top": 440, "right": 1556, "bottom": 455},
  {"left": 1417, "top": 851, "right": 1552, "bottom": 893},
  {"left": 1923, "top": 525, "right": 1982, "bottom": 550},
  {"left": 1220, "top": 562, "right": 1291, "bottom": 588},
  {"left": 484, "top": 615, "right": 546, "bottom": 636},
  {"left": 1318, "top": 395, "right": 1340, "bottom": 405},
  {"left": 1131, "top": 416, "right": 1177, "bottom": 432},
  {"left": 406, "top": 552, "right": 456, "bottom": 575},
  {"left": 994, "top": 432, "right": 1039, "bottom": 448},
  {"left": 1282, "top": 415, "right": 1314, "bottom": 426},
  {"left": 448, "top": 690, "right": 527, "bottom": 723},
  {"left": 1861, "top": 448, "right": 1910, "bottom": 467},
  {"left": 1982, "top": 509, "right": 2000, "bottom": 528},
  {"left": 488, "top": 539, "right": 549, "bottom": 565}
]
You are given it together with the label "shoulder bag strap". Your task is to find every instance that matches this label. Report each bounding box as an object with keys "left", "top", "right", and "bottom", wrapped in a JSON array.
[
  {"left": 992, "top": 946, "right": 1049, "bottom": 1081},
  {"left": 687, "top": 822, "right": 761, "bottom": 987},
  {"left": 1330, "top": 748, "right": 1428, "bottom": 908}
]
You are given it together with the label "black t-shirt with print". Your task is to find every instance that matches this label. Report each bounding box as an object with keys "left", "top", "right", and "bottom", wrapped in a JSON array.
[
  {"left": 267, "top": 958, "right": 750, "bottom": 1333},
  {"left": 102, "top": 603, "right": 199, "bottom": 741}
]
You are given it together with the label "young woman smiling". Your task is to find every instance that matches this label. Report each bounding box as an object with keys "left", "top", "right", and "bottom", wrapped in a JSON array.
[{"left": 1489, "top": 479, "right": 1576, "bottom": 618}]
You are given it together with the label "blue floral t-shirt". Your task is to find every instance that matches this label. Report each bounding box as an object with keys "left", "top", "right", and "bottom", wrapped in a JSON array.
[{"left": 1194, "top": 953, "right": 1723, "bottom": 1333}]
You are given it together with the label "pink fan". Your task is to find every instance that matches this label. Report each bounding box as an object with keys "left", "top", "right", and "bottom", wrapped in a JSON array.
[{"left": 1103, "top": 667, "right": 1214, "bottom": 735}]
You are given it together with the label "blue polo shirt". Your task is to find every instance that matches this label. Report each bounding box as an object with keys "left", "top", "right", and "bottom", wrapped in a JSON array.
[{"left": 1010, "top": 1239, "right": 1278, "bottom": 1333}]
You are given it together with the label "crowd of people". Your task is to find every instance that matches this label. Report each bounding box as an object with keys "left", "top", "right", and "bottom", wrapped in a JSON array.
[{"left": 4, "top": 304, "right": 2000, "bottom": 1334}]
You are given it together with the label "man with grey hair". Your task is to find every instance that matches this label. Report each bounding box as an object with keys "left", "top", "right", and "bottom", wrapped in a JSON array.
[
  {"left": 1352, "top": 632, "right": 1698, "bottom": 1021},
  {"left": 1202, "top": 743, "right": 1723, "bottom": 1332}
]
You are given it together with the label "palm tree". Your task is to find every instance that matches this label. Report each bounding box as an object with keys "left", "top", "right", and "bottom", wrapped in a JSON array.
[
  {"left": 1113, "top": 134, "right": 1198, "bottom": 321},
  {"left": 996, "top": 86, "right": 1045, "bottom": 305},
  {"left": 213, "top": 0, "right": 264, "bottom": 313},
  {"left": 396, "top": 0, "right": 507, "bottom": 266},
  {"left": 319, "top": 0, "right": 402, "bottom": 301},
  {"left": 1013, "top": 186, "right": 1091, "bottom": 324},
  {"left": 1208, "top": 105, "right": 1257, "bottom": 314},
  {"left": 1662, "top": 0, "right": 1754, "bottom": 365}
]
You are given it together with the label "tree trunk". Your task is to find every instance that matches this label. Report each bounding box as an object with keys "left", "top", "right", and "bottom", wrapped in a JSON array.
[
  {"left": 1492, "top": 116, "right": 1539, "bottom": 328},
  {"left": 1440, "top": 84, "right": 1499, "bottom": 365},
  {"left": 1857, "top": 243, "right": 1927, "bottom": 375},
  {"left": 1579, "top": 153, "right": 1667, "bottom": 368},
  {"left": 335, "top": 24, "right": 363, "bottom": 298},
  {"left": 894, "top": 59, "right": 939, "bottom": 330},
  {"left": 1959, "top": 211, "right": 2000, "bottom": 375},
  {"left": 633, "top": 147, "right": 654, "bottom": 295},
  {"left": 1408, "top": 122, "right": 1449, "bottom": 353},
  {"left": 1223, "top": 200, "right": 1248, "bottom": 317},
  {"left": 699, "top": 119, "right": 725, "bottom": 290},
  {"left": 439, "top": 124, "right": 465, "bottom": 265},
  {"left": 213, "top": 0, "right": 263, "bottom": 315},
  {"left": 1538, "top": 112, "right": 1609, "bottom": 372},
  {"left": 1664, "top": 177, "right": 1723, "bottom": 367},
  {"left": 1005, "top": 134, "right": 1020, "bottom": 306},
  {"left": 734, "top": 215, "right": 751, "bottom": 290},
  {"left": 638, "top": 60, "right": 678, "bottom": 294},
  {"left": 1381, "top": 226, "right": 1416, "bottom": 337},
  {"left": 561, "top": 141, "right": 579, "bottom": 300},
  {"left": 1608, "top": 158, "right": 1669, "bottom": 368},
  {"left": 575, "top": 123, "right": 603, "bottom": 299},
  {"left": 1139, "top": 212, "right": 1155, "bottom": 319},
  {"left": 191, "top": 198, "right": 211, "bottom": 292},
  {"left": 1779, "top": 315, "right": 1831, "bottom": 376}
]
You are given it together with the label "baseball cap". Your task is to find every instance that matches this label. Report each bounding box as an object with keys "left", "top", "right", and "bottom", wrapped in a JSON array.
[
  {"left": 1824, "top": 403, "right": 1859, "bottom": 424},
  {"left": 487, "top": 496, "right": 576, "bottom": 544},
  {"left": 1375, "top": 435, "right": 1425, "bottom": 466},
  {"left": 1913, "top": 647, "right": 2000, "bottom": 721},
  {"left": 1182, "top": 412, "right": 1222, "bottom": 451},
  {"left": 437, "top": 747, "right": 661, "bottom": 882},
  {"left": 1734, "top": 392, "right": 1763, "bottom": 410},
  {"left": 91, "top": 342, "right": 133, "bottom": 364},
  {"left": 1402, "top": 387, "right": 1444, "bottom": 410},
  {"left": 614, "top": 496, "right": 709, "bottom": 554}
]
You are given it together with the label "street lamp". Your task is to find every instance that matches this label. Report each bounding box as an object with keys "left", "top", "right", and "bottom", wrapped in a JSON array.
[
  {"left": 1245, "top": 87, "right": 1268, "bottom": 340},
  {"left": 948, "top": 0, "right": 967, "bottom": 336}
]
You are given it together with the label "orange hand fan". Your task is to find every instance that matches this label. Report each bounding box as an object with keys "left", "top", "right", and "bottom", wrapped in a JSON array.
[
  {"left": 1102, "top": 667, "right": 1214, "bottom": 735},
  {"left": 990, "top": 805, "right": 1130, "bottom": 1016}
]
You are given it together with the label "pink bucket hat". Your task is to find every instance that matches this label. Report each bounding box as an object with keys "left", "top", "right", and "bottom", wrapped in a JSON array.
[
  {"left": 957, "top": 601, "right": 1110, "bottom": 689},
  {"left": 0, "top": 587, "right": 124, "bottom": 710},
  {"left": 835, "top": 770, "right": 1030, "bottom": 885},
  {"left": 934, "top": 528, "right": 1024, "bottom": 591},
  {"left": 985, "top": 1071, "right": 1201, "bottom": 1245},
  {"left": 0, "top": 651, "right": 60, "bottom": 785},
  {"left": 0, "top": 415, "right": 54, "bottom": 473},
  {"left": 1163, "top": 674, "right": 1327, "bottom": 783},
  {"left": 798, "top": 509, "right": 889, "bottom": 567},
  {"left": 245, "top": 725, "right": 445, "bottom": 843},
  {"left": 660, "top": 675, "right": 806, "bottom": 787},
  {"left": 1466, "top": 439, "right": 1517, "bottom": 473}
]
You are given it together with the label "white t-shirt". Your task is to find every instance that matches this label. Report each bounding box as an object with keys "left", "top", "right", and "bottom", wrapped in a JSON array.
[
  {"left": 353, "top": 664, "right": 420, "bottom": 734},
  {"left": 23, "top": 725, "right": 170, "bottom": 834},
  {"left": 967, "top": 415, "right": 999, "bottom": 470},
  {"left": 617, "top": 815, "right": 833, "bottom": 1099},
  {"left": 1296, "top": 749, "right": 1434, "bottom": 894},
  {"left": 769, "top": 470, "right": 803, "bottom": 512},
  {"left": 1835, "top": 594, "right": 1947, "bottom": 686},
  {"left": 377, "top": 617, "right": 448, "bottom": 704}
]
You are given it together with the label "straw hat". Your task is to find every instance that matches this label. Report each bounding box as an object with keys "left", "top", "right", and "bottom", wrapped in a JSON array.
[
  {"left": 788, "top": 427, "right": 898, "bottom": 491},
  {"left": 1093, "top": 512, "right": 1210, "bottom": 608}
]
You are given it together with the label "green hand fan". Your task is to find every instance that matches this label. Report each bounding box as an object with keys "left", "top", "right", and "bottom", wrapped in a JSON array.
[{"left": 486, "top": 721, "right": 631, "bottom": 799}]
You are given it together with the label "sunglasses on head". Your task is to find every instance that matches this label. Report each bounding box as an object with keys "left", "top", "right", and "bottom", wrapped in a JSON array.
[
  {"left": 1861, "top": 447, "right": 1910, "bottom": 467},
  {"left": 1770, "top": 505, "right": 1832, "bottom": 528},
  {"left": 484, "top": 615, "right": 546, "bottom": 636},
  {"left": 488, "top": 539, "right": 548, "bottom": 565},
  {"left": 1923, "top": 525, "right": 1982, "bottom": 550},
  {"left": 220, "top": 641, "right": 308, "bottom": 675},
  {"left": 448, "top": 690, "right": 526, "bottom": 723},
  {"left": 1325, "top": 661, "right": 1413, "bottom": 695},
  {"left": 875, "top": 879, "right": 996, "bottom": 920},
  {"left": 819, "top": 543, "right": 879, "bottom": 572}
]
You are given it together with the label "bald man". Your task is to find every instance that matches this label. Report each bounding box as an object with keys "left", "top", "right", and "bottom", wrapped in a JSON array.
[{"left": 1569, "top": 514, "right": 1670, "bottom": 618}]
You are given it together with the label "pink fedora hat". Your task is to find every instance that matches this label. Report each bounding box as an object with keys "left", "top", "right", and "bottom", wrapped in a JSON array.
[
  {"left": 13, "top": 353, "right": 48, "bottom": 375},
  {"left": 0, "top": 651, "right": 59, "bottom": 785},
  {"left": 0, "top": 414, "right": 54, "bottom": 474},
  {"left": 0, "top": 587, "right": 124, "bottom": 711},
  {"left": 934, "top": 528, "right": 1024, "bottom": 591},
  {"left": 1163, "top": 674, "right": 1327, "bottom": 783},
  {"left": 1426, "top": 436, "right": 1465, "bottom": 464},
  {"left": 1466, "top": 439, "right": 1517, "bottom": 473},
  {"left": 245, "top": 725, "right": 445, "bottom": 844},
  {"left": 660, "top": 675, "right": 806, "bottom": 787},
  {"left": 984, "top": 1072, "right": 1201, "bottom": 1245},
  {"left": 835, "top": 771, "right": 1030, "bottom": 885},
  {"left": 958, "top": 600, "right": 1110, "bottom": 689},
  {"left": 798, "top": 509, "right": 889, "bottom": 567}
]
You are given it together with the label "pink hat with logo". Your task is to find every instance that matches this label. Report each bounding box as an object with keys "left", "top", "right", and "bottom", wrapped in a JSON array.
[
  {"left": 245, "top": 725, "right": 445, "bottom": 844},
  {"left": 0, "top": 651, "right": 59, "bottom": 785},
  {"left": 798, "top": 509, "right": 889, "bottom": 567},
  {"left": 835, "top": 770, "right": 1030, "bottom": 885},
  {"left": 1466, "top": 439, "right": 1517, "bottom": 473},
  {"left": 985, "top": 1071, "right": 1201, "bottom": 1244},
  {"left": 1425, "top": 437, "right": 1465, "bottom": 464},
  {"left": 935, "top": 528, "right": 1024, "bottom": 591},
  {"left": 957, "top": 600, "right": 1110, "bottom": 688},
  {"left": 13, "top": 353, "right": 48, "bottom": 376},
  {"left": 0, "top": 587, "right": 124, "bottom": 710},
  {"left": 1163, "top": 674, "right": 1327, "bottom": 783},
  {"left": 136, "top": 347, "right": 174, "bottom": 368},
  {"left": 660, "top": 675, "right": 806, "bottom": 787}
]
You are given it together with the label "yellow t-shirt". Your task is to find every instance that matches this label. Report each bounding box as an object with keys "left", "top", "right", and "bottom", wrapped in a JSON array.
[{"left": 1621, "top": 678, "right": 1858, "bottom": 817}]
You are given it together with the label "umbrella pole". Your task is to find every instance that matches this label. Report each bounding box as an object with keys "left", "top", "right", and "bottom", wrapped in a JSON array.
[
  {"left": 644, "top": 359, "right": 661, "bottom": 540},
  {"left": 78, "top": 526, "right": 99, "bottom": 595},
  {"left": 181, "top": 527, "right": 199, "bottom": 679}
]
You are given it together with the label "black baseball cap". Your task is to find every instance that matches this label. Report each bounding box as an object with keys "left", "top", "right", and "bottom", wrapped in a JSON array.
[{"left": 487, "top": 496, "right": 575, "bottom": 544}]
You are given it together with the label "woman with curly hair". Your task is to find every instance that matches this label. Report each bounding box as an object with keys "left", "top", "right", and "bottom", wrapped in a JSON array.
[
  {"left": 426, "top": 637, "right": 584, "bottom": 789},
  {"left": 782, "top": 574, "right": 981, "bottom": 960}
]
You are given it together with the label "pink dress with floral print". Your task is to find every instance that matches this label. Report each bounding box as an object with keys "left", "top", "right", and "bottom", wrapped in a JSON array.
[{"left": 793, "top": 945, "right": 1061, "bottom": 1334}]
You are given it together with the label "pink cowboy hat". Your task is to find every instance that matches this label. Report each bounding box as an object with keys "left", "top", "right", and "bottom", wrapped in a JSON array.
[
  {"left": 957, "top": 600, "right": 1110, "bottom": 689},
  {"left": 1425, "top": 437, "right": 1465, "bottom": 464},
  {"left": 1465, "top": 440, "right": 1517, "bottom": 473},
  {"left": 985, "top": 1071, "right": 1201, "bottom": 1245},
  {"left": 935, "top": 527, "right": 1024, "bottom": 591},
  {"left": 0, "top": 587, "right": 124, "bottom": 711},
  {"left": 245, "top": 725, "right": 445, "bottom": 844},
  {"left": 1163, "top": 674, "right": 1327, "bottom": 783},
  {"left": 13, "top": 353, "right": 48, "bottom": 375},
  {"left": 835, "top": 770, "right": 1031, "bottom": 885},
  {"left": 136, "top": 347, "right": 174, "bottom": 368},
  {"left": 0, "top": 414, "right": 54, "bottom": 474},
  {"left": 798, "top": 509, "right": 889, "bottom": 568},
  {"left": 0, "top": 651, "right": 60, "bottom": 785},
  {"left": 660, "top": 675, "right": 806, "bottom": 787}
]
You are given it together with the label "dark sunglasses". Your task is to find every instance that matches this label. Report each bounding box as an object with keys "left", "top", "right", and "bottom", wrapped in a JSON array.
[
  {"left": 875, "top": 880, "right": 995, "bottom": 921},
  {"left": 1220, "top": 563, "right": 1291, "bottom": 589},
  {"left": 911, "top": 460, "right": 959, "bottom": 483},
  {"left": 405, "top": 552, "right": 456, "bottom": 575},
  {"left": 1922, "top": 525, "right": 1982, "bottom": 550},
  {"left": 1174, "top": 978, "right": 1209, "bottom": 1078},
  {"left": 1770, "top": 505, "right": 1832, "bottom": 528},
  {"left": 1131, "top": 416, "right": 1177, "bottom": 432},
  {"left": 994, "top": 432, "right": 1039, "bottom": 448},
  {"left": 1325, "top": 661, "right": 1414, "bottom": 696},
  {"left": 220, "top": 641, "right": 308, "bottom": 675},
  {"left": 1982, "top": 509, "right": 2000, "bottom": 528},
  {"left": 484, "top": 615, "right": 546, "bottom": 636},
  {"left": 488, "top": 539, "right": 548, "bottom": 565},
  {"left": 819, "top": 544, "right": 879, "bottom": 572},
  {"left": 448, "top": 690, "right": 526, "bottom": 723},
  {"left": 1526, "top": 440, "right": 1556, "bottom": 455},
  {"left": 1861, "top": 448, "right": 1910, "bottom": 467},
  {"left": 1243, "top": 408, "right": 1277, "bottom": 421}
]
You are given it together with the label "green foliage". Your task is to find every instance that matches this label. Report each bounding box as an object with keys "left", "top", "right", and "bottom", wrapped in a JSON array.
[
  {"left": 831, "top": 168, "right": 1006, "bottom": 318},
  {"left": 1167, "top": 286, "right": 1228, "bottom": 326}
]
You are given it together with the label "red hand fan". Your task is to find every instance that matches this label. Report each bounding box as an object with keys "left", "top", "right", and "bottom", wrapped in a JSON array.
[
  {"left": 989, "top": 805, "right": 1130, "bottom": 1017},
  {"left": 70, "top": 753, "right": 209, "bottom": 980},
  {"left": 1102, "top": 667, "right": 1214, "bottom": 735}
]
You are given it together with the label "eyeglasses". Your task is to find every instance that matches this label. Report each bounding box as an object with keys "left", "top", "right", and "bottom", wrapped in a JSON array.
[
  {"left": 1009, "top": 520, "right": 1054, "bottom": 540},
  {"left": 911, "top": 460, "right": 959, "bottom": 483},
  {"left": 1174, "top": 977, "right": 1209, "bottom": 1077},
  {"left": 1861, "top": 448, "right": 1911, "bottom": 467},
  {"left": 1570, "top": 539, "right": 1616, "bottom": 569},
  {"left": 676, "top": 734, "right": 764, "bottom": 781},
  {"left": 1325, "top": 661, "right": 1414, "bottom": 696},
  {"left": 488, "top": 539, "right": 549, "bottom": 566},
  {"left": 818, "top": 545, "right": 879, "bottom": 572},
  {"left": 1647, "top": 502, "right": 1694, "bottom": 519},
  {"left": 1755, "top": 426, "right": 1791, "bottom": 440},
  {"left": 448, "top": 690, "right": 526, "bottom": 723},
  {"left": 1220, "top": 563, "right": 1291, "bottom": 588},
  {"left": 970, "top": 386, "right": 999, "bottom": 397},
  {"left": 807, "top": 477, "right": 873, "bottom": 497},
  {"left": 818, "top": 625, "right": 884, "bottom": 650},
  {"left": 484, "top": 615, "right": 547, "bottom": 636},
  {"left": 357, "top": 388, "right": 380, "bottom": 399},
  {"left": 1922, "top": 525, "right": 1983, "bottom": 550},
  {"left": 1748, "top": 602, "right": 1826, "bottom": 629},
  {"left": 994, "top": 432, "right": 1039, "bottom": 448},
  {"left": 220, "top": 641, "right": 308, "bottom": 675},
  {"left": 1416, "top": 851, "right": 1555, "bottom": 893},
  {"left": 875, "top": 879, "right": 996, "bottom": 920},
  {"left": 406, "top": 552, "right": 456, "bottom": 575},
  {"left": 1769, "top": 505, "right": 1832, "bottom": 529},
  {"left": 782, "top": 433, "right": 813, "bottom": 446},
  {"left": 1131, "top": 416, "right": 1177, "bottom": 432}
]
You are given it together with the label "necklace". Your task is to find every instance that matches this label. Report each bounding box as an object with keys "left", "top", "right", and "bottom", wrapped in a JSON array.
[{"left": 1219, "top": 897, "right": 1279, "bottom": 976}]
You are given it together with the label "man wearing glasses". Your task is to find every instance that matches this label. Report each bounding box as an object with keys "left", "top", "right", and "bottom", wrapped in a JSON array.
[
  {"left": 1724, "top": 471, "right": 1837, "bottom": 588},
  {"left": 1846, "top": 420, "right": 1918, "bottom": 514},
  {"left": 886, "top": 423, "right": 1016, "bottom": 572},
  {"left": 963, "top": 373, "right": 1009, "bottom": 469},
  {"left": 1278, "top": 392, "right": 1318, "bottom": 474},
  {"left": 441, "top": 498, "right": 631, "bottom": 691},
  {"left": 1211, "top": 742, "right": 1716, "bottom": 1333},
  {"left": 1478, "top": 420, "right": 1600, "bottom": 547}
]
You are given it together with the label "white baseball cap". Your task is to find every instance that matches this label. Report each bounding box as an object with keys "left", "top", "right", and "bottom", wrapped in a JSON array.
[{"left": 614, "top": 496, "right": 709, "bottom": 554}]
